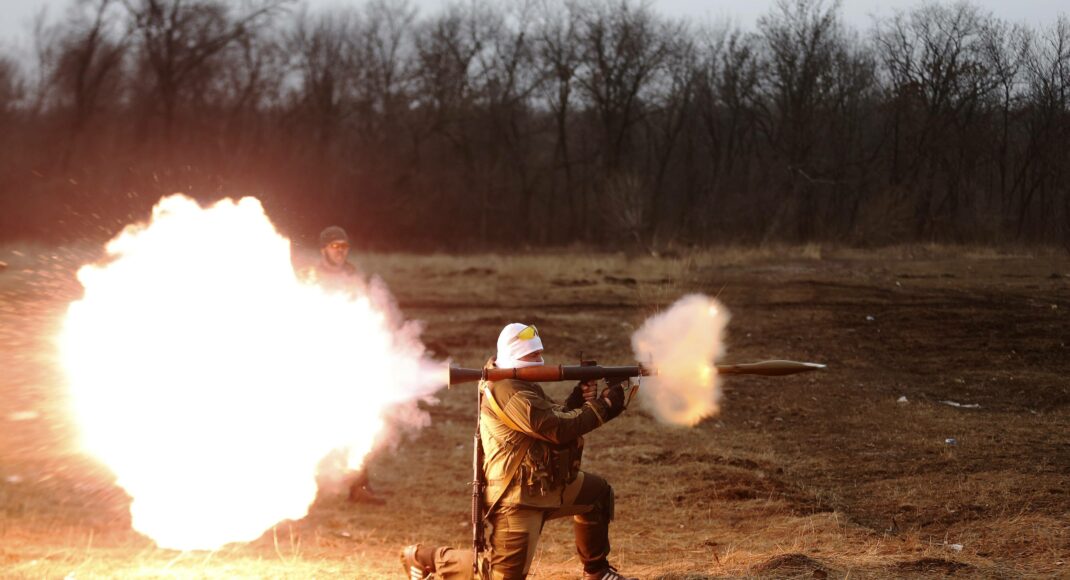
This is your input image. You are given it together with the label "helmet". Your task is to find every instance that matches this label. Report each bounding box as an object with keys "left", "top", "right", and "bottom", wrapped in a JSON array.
[{"left": 319, "top": 226, "right": 349, "bottom": 248}]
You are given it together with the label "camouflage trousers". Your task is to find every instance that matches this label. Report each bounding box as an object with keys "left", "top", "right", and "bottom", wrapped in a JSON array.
[{"left": 433, "top": 471, "right": 614, "bottom": 580}]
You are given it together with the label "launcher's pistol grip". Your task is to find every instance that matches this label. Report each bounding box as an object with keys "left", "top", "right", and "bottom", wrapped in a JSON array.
[{"left": 626, "top": 383, "right": 639, "bottom": 409}]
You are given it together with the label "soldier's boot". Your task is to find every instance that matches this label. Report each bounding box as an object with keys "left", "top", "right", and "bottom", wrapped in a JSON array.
[
  {"left": 348, "top": 484, "right": 386, "bottom": 505},
  {"left": 583, "top": 565, "right": 637, "bottom": 580},
  {"left": 347, "top": 468, "right": 386, "bottom": 505},
  {"left": 399, "top": 544, "right": 433, "bottom": 580}
]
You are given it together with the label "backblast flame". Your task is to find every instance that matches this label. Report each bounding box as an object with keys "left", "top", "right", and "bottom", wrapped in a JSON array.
[
  {"left": 631, "top": 294, "right": 730, "bottom": 426},
  {"left": 58, "top": 195, "right": 443, "bottom": 550}
]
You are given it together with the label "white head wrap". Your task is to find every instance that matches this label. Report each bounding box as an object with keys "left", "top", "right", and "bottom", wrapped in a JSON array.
[{"left": 495, "top": 323, "right": 544, "bottom": 369}]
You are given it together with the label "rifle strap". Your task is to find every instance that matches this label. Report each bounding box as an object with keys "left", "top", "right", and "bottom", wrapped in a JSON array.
[{"left": 480, "top": 382, "right": 536, "bottom": 515}]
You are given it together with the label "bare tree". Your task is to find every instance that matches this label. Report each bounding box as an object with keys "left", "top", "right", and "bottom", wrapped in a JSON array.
[
  {"left": 2, "top": 0, "right": 1067, "bottom": 248},
  {"left": 0, "top": 56, "right": 22, "bottom": 123},
  {"left": 576, "top": 0, "right": 671, "bottom": 171},
  {"left": 643, "top": 23, "right": 696, "bottom": 242},
  {"left": 757, "top": 0, "right": 845, "bottom": 239},
  {"left": 1018, "top": 16, "right": 1070, "bottom": 242},
  {"left": 411, "top": 2, "right": 498, "bottom": 243},
  {"left": 49, "top": 0, "right": 128, "bottom": 161},
  {"left": 468, "top": 2, "right": 544, "bottom": 242},
  {"left": 122, "top": 0, "right": 288, "bottom": 138},
  {"left": 27, "top": 10, "right": 63, "bottom": 117},
  {"left": 224, "top": 23, "right": 285, "bottom": 114},
  {"left": 693, "top": 25, "right": 762, "bottom": 240},
  {"left": 822, "top": 32, "right": 879, "bottom": 236},
  {"left": 874, "top": 1, "right": 1002, "bottom": 236},
  {"left": 350, "top": 0, "right": 416, "bottom": 142},
  {"left": 535, "top": 0, "right": 584, "bottom": 233},
  {"left": 978, "top": 18, "right": 1029, "bottom": 211},
  {"left": 286, "top": 7, "right": 357, "bottom": 151}
]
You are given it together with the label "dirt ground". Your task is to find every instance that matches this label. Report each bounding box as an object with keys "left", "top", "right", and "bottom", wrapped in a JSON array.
[{"left": 0, "top": 244, "right": 1067, "bottom": 578}]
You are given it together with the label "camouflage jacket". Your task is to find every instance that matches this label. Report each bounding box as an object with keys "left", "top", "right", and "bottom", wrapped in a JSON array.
[
  {"left": 480, "top": 377, "right": 611, "bottom": 511},
  {"left": 301, "top": 261, "right": 366, "bottom": 294}
]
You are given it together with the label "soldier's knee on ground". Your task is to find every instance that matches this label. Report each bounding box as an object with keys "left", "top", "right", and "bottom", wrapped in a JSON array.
[
  {"left": 489, "top": 530, "right": 535, "bottom": 579},
  {"left": 574, "top": 473, "right": 614, "bottom": 524}
]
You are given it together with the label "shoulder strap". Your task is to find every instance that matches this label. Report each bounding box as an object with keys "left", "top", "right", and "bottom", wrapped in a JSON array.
[
  {"left": 481, "top": 382, "right": 554, "bottom": 443},
  {"left": 480, "top": 382, "right": 537, "bottom": 516}
]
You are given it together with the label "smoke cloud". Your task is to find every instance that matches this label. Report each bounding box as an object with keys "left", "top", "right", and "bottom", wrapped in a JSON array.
[
  {"left": 631, "top": 294, "right": 731, "bottom": 426},
  {"left": 59, "top": 195, "right": 444, "bottom": 550}
]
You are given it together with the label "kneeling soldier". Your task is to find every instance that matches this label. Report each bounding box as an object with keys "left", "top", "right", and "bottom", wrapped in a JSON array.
[{"left": 401, "top": 323, "right": 634, "bottom": 580}]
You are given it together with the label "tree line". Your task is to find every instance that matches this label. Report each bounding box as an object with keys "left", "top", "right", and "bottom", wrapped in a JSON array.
[{"left": 0, "top": 0, "right": 1068, "bottom": 250}]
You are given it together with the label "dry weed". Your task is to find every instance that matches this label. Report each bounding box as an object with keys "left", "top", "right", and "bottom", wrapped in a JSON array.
[{"left": 1, "top": 243, "right": 1067, "bottom": 578}]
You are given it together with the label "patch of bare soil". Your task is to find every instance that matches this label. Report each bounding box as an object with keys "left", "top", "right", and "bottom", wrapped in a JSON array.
[
  {"left": 896, "top": 557, "right": 972, "bottom": 574},
  {"left": 751, "top": 553, "right": 832, "bottom": 576}
]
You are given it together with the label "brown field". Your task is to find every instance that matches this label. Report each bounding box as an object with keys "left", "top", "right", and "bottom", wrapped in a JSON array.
[{"left": 1, "top": 244, "right": 1068, "bottom": 578}]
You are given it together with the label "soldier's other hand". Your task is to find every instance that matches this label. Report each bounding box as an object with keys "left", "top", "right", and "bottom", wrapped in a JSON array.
[
  {"left": 605, "top": 377, "right": 635, "bottom": 409},
  {"left": 600, "top": 382, "right": 626, "bottom": 420}
]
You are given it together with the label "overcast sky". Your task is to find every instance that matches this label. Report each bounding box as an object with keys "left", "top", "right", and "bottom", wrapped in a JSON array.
[{"left": 2, "top": 0, "right": 1066, "bottom": 54}]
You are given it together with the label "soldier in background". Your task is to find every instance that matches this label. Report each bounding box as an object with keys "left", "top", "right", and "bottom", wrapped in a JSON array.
[
  {"left": 305, "top": 225, "right": 383, "bottom": 505},
  {"left": 305, "top": 226, "right": 364, "bottom": 291},
  {"left": 400, "top": 323, "right": 635, "bottom": 580}
]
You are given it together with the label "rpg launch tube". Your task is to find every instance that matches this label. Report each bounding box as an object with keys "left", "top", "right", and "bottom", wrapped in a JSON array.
[{"left": 448, "top": 360, "right": 824, "bottom": 386}]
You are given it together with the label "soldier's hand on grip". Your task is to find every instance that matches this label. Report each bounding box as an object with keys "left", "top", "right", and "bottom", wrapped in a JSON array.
[
  {"left": 565, "top": 381, "right": 599, "bottom": 410},
  {"left": 582, "top": 381, "right": 598, "bottom": 402}
]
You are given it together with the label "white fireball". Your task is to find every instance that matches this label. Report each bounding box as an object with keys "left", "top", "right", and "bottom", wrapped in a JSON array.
[{"left": 59, "top": 194, "right": 442, "bottom": 550}]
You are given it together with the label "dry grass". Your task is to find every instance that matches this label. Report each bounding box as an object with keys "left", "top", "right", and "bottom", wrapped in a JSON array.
[{"left": 1, "top": 242, "right": 1068, "bottom": 578}]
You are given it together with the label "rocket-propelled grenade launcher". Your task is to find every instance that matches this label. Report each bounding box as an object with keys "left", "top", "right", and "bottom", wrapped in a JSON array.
[
  {"left": 460, "top": 357, "right": 824, "bottom": 575},
  {"left": 448, "top": 359, "right": 825, "bottom": 386}
]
